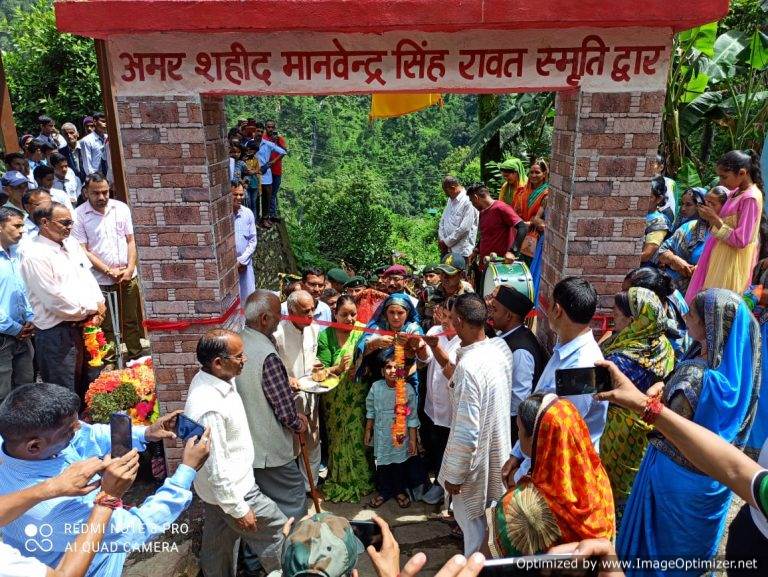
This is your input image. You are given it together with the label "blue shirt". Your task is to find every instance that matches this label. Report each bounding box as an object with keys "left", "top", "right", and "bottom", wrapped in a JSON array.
[
  {"left": 257, "top": 139, "right": 286, "bottom": 185},
  {"left": 511, "top": 329, "right": 607, "bottom": 480},
  {"left": 0, "top": 422, "right": 195, "bottom": 577},
  {"left": 0, "top": 243, "right": 34, "bottom": 336}
]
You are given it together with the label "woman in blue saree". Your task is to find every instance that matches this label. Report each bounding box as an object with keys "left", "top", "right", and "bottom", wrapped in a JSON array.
[
  {"left": 657, "top": 187, "right": 710, "bottom": 294},
  {"left": 617, "top": 288, "right": 761, "bottom": 577},
  {"left": 356, "top": 293, "right": 424, "bottom": 388}
]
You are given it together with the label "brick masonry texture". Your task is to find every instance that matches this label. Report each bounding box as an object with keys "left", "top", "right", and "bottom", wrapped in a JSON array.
[
  {"left": 117, "top": 94, "right": 242, "bottom": 471},
  {"left": 538, "top": 89, "right": 665, "bottom": 342}
]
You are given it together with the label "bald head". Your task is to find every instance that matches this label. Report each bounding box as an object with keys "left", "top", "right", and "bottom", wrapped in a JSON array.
[
  {"left": 244, "top": 289, "right": 281, "bottom": 335},
  {"left": 287, "top": 289, "right": 315, "bottom": 328}
]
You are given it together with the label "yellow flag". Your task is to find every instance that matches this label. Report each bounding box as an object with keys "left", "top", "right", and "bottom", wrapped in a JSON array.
[{"left": 369, "top": 93, "right": 443, "bottom": 120}]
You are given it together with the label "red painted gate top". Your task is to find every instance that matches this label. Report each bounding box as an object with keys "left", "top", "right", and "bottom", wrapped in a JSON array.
[{"left": 55, "top": 0, "right": 728, "bottom": 38}]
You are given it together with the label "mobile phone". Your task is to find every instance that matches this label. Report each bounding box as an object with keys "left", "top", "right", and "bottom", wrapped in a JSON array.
[
  {"left": 110, "top": 412, "right": 132, "bottom": 458},
  {"left": 480, "top": 554, "right": 593, "bottom": 577},
  {"left": 175, "top": 414, "right": 205, "bottom": 443},
  {"left": 349, "top": 520, "right": 382, "bottom": 549},
  {"left": 555, "top": 366, "right": 613, "bottom": 396}
]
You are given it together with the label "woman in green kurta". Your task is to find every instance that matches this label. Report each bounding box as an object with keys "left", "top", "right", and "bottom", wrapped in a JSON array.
[{"left": 317, "top": 295, "right": 375, "bottom": 502}]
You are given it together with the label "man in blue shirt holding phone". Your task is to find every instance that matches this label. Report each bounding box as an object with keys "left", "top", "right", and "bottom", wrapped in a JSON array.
[{"left": 0, "top": 383, "right": 211, "bottom": 577}]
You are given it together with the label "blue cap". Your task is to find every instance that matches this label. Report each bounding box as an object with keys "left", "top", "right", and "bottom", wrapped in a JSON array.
[{"left": 1, "top": 171, "right": 29, "bottom": 187}]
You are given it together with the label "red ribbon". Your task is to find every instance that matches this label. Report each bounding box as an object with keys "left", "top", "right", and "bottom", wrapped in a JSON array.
[{"left": 142, "top": 297, "right": 242, "bottom": 331}]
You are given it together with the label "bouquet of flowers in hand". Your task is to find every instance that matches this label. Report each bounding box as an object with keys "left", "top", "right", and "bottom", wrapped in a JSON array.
[
  {"left": 85, "top": 357, "right": 159, "bottom": 425},
  {"left": 83, "top": 322, "right": 113, "bottom": 367}
]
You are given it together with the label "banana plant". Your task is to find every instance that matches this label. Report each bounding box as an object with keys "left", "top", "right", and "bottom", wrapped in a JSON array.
[
  {"left": 464, "top": 92, "right": 555, "bottom": 172},
  {"left": 661, "top": 21, "right": 718, "bottom": 176}
]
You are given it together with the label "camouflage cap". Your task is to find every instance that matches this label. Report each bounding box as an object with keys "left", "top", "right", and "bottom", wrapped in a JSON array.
[{"left": 281, "top": 513, "right": 364, "bottom": 577}]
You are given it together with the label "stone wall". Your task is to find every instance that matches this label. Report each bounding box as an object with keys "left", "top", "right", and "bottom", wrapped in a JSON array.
[
  {"left": 117, "top": 94, "right": 241, "bottom": 467},
  {"left": 538, "top": 89, "right": 664, "bottom": 346}
]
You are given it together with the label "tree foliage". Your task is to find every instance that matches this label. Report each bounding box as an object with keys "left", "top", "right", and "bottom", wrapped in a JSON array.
[
  {"left": 3, "top": 0, "right": 101, "bottom": 132},
  {"left": 226, "top": 94, "right": 477, "bottom": 270},
  {"left": 661, "top": 2, "right": 767, "bottom": 187}
]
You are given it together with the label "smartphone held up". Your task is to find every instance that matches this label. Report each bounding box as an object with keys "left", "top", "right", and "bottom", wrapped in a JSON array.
[
  {"left": 109, "top": 412, "right": 132, "bottom": 458},
  {"left": 555, "top": 366, "right": 613, "bottom": 397}
]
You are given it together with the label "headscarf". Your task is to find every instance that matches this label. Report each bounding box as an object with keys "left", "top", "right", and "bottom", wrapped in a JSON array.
[
  {"left": 603, "top": 287, "right": 675, "bottom": 379},
  {"left": 694, "top": 288, "right": 761, "bottom": 448},
  {"left": 366, "top": 293, "right": 420, "bottom": 331},
  {"left": 499, "top": 157, "right": 529, "bottom": 205},
  {"left": 671, "top": 186, "right": 707, "bottom": 231},
  {"left": 528, "top": 396, "right": 615, "bottom": 543},
  {"left": 355, "top": 293, "right": 423, "bottom": 363}
]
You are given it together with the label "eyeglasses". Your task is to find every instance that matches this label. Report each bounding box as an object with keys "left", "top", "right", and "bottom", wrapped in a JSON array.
[
  {"left": 222, "top": 353, "right": 247, "bottom": 361},
  {"left": 52, "top": 219, "right": 74, "bottom": 228}
]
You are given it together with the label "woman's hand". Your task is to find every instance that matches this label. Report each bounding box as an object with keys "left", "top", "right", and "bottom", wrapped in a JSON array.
[
  {"left": 336, "top": 353, "right": 352, "bottom": 374},
  {"left": 698, "top": 204, "right": 723, "bottom": 230},
  {"left": 367, "top": 336, "right": 393, "bottom": 353},
  {"left": 594, "top": 360, "right": 648, "bottom": 414},
  {"left": 646, "top": 381, "right": 665, "bottom": 398}
]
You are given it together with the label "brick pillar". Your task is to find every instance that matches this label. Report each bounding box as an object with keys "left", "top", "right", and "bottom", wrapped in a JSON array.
[
  {"left": 538, "top": 90, "right": 664, "bottom": 347},
  {"left": 117, "top": 94, "right": 240, "bottom": 468}
]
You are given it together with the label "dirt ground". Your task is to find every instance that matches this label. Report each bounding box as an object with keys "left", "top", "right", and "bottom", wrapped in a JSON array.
[{"left": 120, "top": 474, "right": 744, "bottom": 577}]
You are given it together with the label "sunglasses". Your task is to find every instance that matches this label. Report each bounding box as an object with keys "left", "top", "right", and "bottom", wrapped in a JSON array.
[{"left": 52, "top": 219, "right": 74, "bottom": 227}]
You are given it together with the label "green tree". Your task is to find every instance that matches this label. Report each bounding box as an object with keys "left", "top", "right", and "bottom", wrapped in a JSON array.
[{"left": 3, "top": 0, "right": 102, "bottom": 132}]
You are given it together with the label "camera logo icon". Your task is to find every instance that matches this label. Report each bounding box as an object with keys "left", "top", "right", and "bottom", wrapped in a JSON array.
[{"left": 24, "top": 523, "right": 54, "bottom": 553}]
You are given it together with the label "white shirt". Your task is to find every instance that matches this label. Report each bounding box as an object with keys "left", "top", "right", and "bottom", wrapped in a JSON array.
[
  {"left": 49, "top": 187, "right": 76, "bottom": 216},
  {"left": 53, "top": 168, "right": 82, "bottom": 203},
  {"left": 184, "top": 370, "right": 256, "bottom": 518},
  {"left": 72, "top": 199, "right": 135, "bottom": 285},
  {"left": 438, "top": 189, "right": 479, "bottom": 257},
  {"left": 273, "top": 319, "right": 320, "bottom": 379},
  {"left": 511, "top": 329, "right": 606, "bottom": 482},
  {"left": 0, "top": 542, "right": 48, "bottom": 577},
  {"left": 20, "top": 235, "right": 104, "bottom": 330},
  {"left": 420, "top": 325, "right": 461, "bottom": 427},
  {"left": 498, "top": 326, "right": 536, "bottom": 416}
]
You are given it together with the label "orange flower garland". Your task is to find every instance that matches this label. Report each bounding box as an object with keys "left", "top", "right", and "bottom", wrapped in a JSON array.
[{"left": 391, "top": 336, "right": 409, "bottom": 447}]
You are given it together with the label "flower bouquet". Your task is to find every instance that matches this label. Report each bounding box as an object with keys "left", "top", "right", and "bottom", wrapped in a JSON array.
[
  {"left": 84, "top": 357, "right": 159, "bottom": 425},
  {"left": 83, "top": 322, "right": 113, "bottom": 367}
]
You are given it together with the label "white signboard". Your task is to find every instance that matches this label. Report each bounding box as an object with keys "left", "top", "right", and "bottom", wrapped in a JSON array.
[{"left": 108, "top": 28, "right": 672, "bottom": 96}]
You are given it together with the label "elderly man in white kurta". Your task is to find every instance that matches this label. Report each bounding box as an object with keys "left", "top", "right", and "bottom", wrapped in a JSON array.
[
  {"left": 273, "top": 290, "right": 322, "bottom": 491},
  {"left": 438, "top": 293, "right": 513, "bottom": 555}
]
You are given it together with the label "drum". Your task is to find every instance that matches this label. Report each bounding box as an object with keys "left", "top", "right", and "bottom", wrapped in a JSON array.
[{"left": 482, "top": 261, "right": 534, "bottom": 301}]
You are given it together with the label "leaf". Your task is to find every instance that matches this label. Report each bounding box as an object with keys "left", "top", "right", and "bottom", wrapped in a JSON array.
[
  {"left": 705, "top": 30, "right": 749, "bottom": 81},
  {"left": 678, "top": 22, "right": 718, "bottom": 57},
  {"left": 681, "top": 71, "right": 710, "bottom": 103},
  {"left": 676, "top": 159, "right": 703, "bottom": 190},
  {"left": 748, "top": 30, "right": 768, "bottom": 70}
]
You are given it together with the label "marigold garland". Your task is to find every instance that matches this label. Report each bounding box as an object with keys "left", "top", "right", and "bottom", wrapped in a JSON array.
[
  {"left": 85, "top": 357, "right": 160, "bottom": 425},
  {"left": 391, "top": 336, "right": 409, "bottom": 447},
  {"left": 83, "top": 322, "right": 113, "bottom": 367}
]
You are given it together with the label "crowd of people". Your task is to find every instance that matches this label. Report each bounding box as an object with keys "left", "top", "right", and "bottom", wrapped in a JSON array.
[{"left": 2, "top": 109, "right": 768, "bottom": 577}]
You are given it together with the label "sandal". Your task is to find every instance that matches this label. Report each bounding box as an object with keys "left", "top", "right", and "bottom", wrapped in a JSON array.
[
  {"left": 395, "top": 493, "right": 411, "bottom": 508},
  {"left": 367, "top": 494, "right": 386, "bottom": 508}
]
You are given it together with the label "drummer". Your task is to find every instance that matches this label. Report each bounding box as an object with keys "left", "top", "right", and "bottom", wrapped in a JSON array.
[
  {"left": 466, "top": 183, "right": 526, "bottom": 292},
  {"left": 487, "top": 285, "right": 549, "bottom": 444}
]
